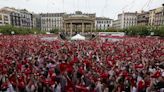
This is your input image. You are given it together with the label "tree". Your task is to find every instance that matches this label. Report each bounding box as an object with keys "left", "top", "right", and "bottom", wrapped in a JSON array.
[
  {"left": 124, "top": 25, "right": 151, "bottom": 36},
  {"left": 0, "top": 25, "right": 13, "bottom": 34},
  {"left": 0, "top": 25, "right": 44, "bottom": 35},
  {"left": 159, "top": 26, "right": 164, "bottom": 37},
  {"left": 50, "top": 28, "right": 59, "bottom": 34},
  {"left": 153, "top": 26, "right": 164, "bottom": 37},
  {"left": 95, "top": 28, "right": 124, "bottom": 32},
  {"left": 107, "top": 28, "right": 118, "bottom": 32}
]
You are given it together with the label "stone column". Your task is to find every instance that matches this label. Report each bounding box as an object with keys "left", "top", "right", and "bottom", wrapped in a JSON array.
[
  {"left": 82, "top": 22, "right": 84, "bottom": 33},
  {"left": 91, "top": 23, "right": 93, "bottom": 33},
  {"left": 64, "top": 23, "right": 66, "bottom": 33},
  {"left": 76, "top": 24, "right": 78, "bottom": 32},
  {"left": 84, "top": 24, "right": 87, "bottom": 32},
  {"left": 70, "top": 22, "right": 73, "bottom": 36}
]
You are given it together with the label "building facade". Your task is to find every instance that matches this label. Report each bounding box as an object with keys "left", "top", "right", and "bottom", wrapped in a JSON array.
[
  {"left": 0, "top": 7, "right": 33, "bottom": 28},
  {"left": 0, "top": 12, "right": 11, "bottom": 26},
  {"left": 40, "top": 13, "right": 65, "bottom": 31},
  {"left": 0, "top": 7, "right": 21, "bottom": 27},
  {"left": 63, "top": 11, "right": 96, "bottom": 35},
  {"left": 19, "top": 9, "right": 33, "bottom": 28},
  {"left": 32, "top": 13, "right": 41, "bottom": 29},
  {"left": 95, "top": 17, "right": 113, "bottom": 30},
  {"left": 149, "top": 4, "right": 164, "bottom": 26},
  {"left": 137, "top": 11, "right": 149, "bottom": 26},
  {"left": 117, "top": 12, "right": 137, "bottom": 29},
  {"left": 112, "top": 20, "right": 120, "bottom": 29}
]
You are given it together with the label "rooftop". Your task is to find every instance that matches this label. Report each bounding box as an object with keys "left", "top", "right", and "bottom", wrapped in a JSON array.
[{"left": 96, "top": 17, "right": 112, "bottom": 20}]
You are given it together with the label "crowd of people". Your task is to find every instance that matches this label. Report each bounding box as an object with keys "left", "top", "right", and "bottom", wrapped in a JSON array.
[{"left": 0, "top": 35, "right": 164, "bottom": 92}]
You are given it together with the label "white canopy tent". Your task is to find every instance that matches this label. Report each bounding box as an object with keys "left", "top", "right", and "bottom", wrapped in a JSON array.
[{"left": 71, "top": 34, "right": 85, "bottom": 40}]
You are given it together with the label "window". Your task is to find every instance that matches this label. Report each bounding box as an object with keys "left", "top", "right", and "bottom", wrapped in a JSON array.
[
  {"left": 0, "top": 15, "right": 2, "bottom": 20},
  {"left": 42, "top": 19, "right": 45, "bottom": 24},
  {"left": 4, "top": 22, "right": 9, "bottom": 24},
  {"left": 4, "top": 16, "right": 8, "bottom": 21}
]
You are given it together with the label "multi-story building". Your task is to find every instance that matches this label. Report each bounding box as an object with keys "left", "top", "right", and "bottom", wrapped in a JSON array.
[
  {"left": 0, "top": 12, "right": 11, "bottom": 26},
  {"left": 117, "top": 12, "right": 137, "bottom": 29},
  {"left": 149, "top": 4, "right": 164, "bottom": 26},
  {"left": 67, "top": 11, "right": 96, "bottom": 19},
  {"left": 95, "top": 17, "right": 113, "bottom": 30},
  {"left": 40, "top": 13, "right": 65, "bottom": 31},
  {"left": 63, "top": 11, "right": 96, "bottom": 33},
  {"left": 137, "top": 11, "right": 149, "bottom": 26},
  {"left": 0, "top": 7, "right": 33, "bottom": 28},
  {"left": 0, "top": 7, "right": 21, "bottom": 27},
  {"left": 19, "top": 9, "right": 33, "bottom": 28},
  {"left": 32, "top": 13, "right": 41, "bottom": 29},
  {"left": 112, "top": 19, "right": 120, "bottom": 29}
]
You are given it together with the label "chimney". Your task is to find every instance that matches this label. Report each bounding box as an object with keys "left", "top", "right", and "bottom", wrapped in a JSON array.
[
  {"left": 141, "top": 10, "right": 144, "bottom": 13},
  {"left": 135, "top": 11, "right": 138, "bottom": 14}
]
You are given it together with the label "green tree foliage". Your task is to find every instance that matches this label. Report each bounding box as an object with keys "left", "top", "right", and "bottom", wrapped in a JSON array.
[
  {"left": 96, "top": 28, "right": 124, "bottom": 32},
  {"left": 107, "top": 28, "right": 118, "bottom": 32},
  {"left": 0, "top": 25, "right": 45, "bottom": 35},
  {"left": 95, "top": 29, "right": 107, "bottom": 32},
  {"left": 96, "top": 25, "right": 164, "bottom": 37},
  {"left": 49, "top": 29, "right": 59, "bottom": 34},
  {"left": 153, "top": 26, "right": 164, "bottom": 37},
  {"left": 124, "top": 25, "right": 151, "bottom": 36},
  {"left": 123, "top": 25, "right": 164, "bottom": 37},
  {"left": 159, "top": 26, "right": 164, "bottom": 37}
]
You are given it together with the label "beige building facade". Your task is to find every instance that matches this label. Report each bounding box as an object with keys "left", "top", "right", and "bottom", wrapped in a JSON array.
[
  {"left": 95, "top": 17, "right": 113, "bottom": 30},
  {"left": 63, "top": 11, "right": 95, "bottom": 35},
  {"left": 0, "top": 13, "right": 11, "bottom": 26},
  {"left": 137, "top": 11, "right": 149, "bottom": 26},
  {"left": 0, "top": 7, "right": 33, "bottom": 28},
  {"left": 112, "top": 19, "right": 120, "bottom": 29},
  {"left": 118, "top": 12, "right": 137, "bottom": 29},
  {"left": 41, "top": 13, "right": 65, "bottom": 31},
  {"left": 149, "top": 5, "right": 164, "bottom": 26}
]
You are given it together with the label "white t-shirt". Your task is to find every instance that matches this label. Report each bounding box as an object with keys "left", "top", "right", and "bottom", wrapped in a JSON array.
[
  {"left": 54, "top": 84, "right": 61, "bottom": 92},
  {"left": 131, "top": 86, "right": 137, "bottom": 92},
  {"left": 7, "top": 83, "right": 15, "bottom": 92}
]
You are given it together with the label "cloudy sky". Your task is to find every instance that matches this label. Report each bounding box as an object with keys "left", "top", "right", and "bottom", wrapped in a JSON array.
[{"left": 0, "top": 0, "right": 163, "bottom": 19}]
